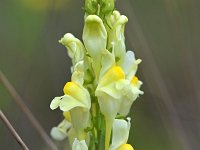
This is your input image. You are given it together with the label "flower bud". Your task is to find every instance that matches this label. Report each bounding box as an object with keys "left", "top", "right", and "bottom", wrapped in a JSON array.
[
  {"left": 106, "top": 11, "right": 128, "bottom": 65},
  {"left": 83, "top": 15, "right": 107, "bottom": 59},
  {"left": 59, "top": 33, "right": 85, "bottom": 67},
  {"left": 83, "top": 15, "right": 107, "bottom": 77},
  {"left": 85, "top": 0, "right": 98, "bottom": 14},
  {"left": 101, "top": 0, "right": 115, "bottom": 15}
]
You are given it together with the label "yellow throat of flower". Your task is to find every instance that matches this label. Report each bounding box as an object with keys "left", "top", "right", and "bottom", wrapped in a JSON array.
[
  {"left": 131, "top": 76, "right": 138, "bottom": 85},
  {"left": 63, "top": 82, "right": 79, "bottom": 95},
  {"left": 63, "top": 111, "right": 71, "bottom": 122},
  {"left": 104, "top": 66, "right": 125, "bottom": 81},
  {"left": 118, "top": 144, "right": 134, "bottom": 150}
]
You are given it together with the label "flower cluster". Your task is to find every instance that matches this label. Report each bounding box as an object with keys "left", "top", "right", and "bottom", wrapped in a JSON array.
[{"left": 50, "top": 0, "right": 143, "bottom": 150}]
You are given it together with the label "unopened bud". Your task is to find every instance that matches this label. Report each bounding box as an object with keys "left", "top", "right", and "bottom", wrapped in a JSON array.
[
  {"left": 85, "top": 0, "right": 98, "bottom": 14},
  {"left": 101, "top": 0, "right": 114, "bottom": 15}
]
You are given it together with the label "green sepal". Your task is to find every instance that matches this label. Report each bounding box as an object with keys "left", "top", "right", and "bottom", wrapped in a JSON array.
[
  {"left": 101, "top": 0, "right": 115, "bottom": 15},
  {"left": 85, "top": 0, "right": 98, "bottom": 14}
]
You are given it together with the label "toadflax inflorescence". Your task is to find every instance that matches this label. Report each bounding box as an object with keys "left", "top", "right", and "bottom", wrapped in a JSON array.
[{"left": 50, "top": 0, "right": 143, "bottom": 150}]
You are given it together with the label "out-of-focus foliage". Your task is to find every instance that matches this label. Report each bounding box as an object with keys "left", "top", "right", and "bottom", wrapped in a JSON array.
[{"left": 19, "top": 0, "right": 70, "bottom": 11}]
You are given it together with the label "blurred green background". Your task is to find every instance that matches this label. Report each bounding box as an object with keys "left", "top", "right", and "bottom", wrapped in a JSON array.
[{"left": 1, "top": 0, "right": 200, "bottom": 149}]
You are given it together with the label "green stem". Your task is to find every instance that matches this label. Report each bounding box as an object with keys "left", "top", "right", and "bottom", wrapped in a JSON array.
[
  {"left": 105, "top": 118, "right": 112, "bottom": 150},
  {"left": 90, "top": 96, "right": 99, "bottom": 150},
  {"left": 97, "top": 4, "right": 101, "bottom": 16}
]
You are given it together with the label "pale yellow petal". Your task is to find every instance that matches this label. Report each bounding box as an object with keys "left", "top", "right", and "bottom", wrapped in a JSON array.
[
  {"left": 72, "top": 138, "right": 88, "bottom": 150},
  {"left": 50, "top": 97, "right": 62, "bottom": 110},
  {"left": 59, "top": 33, "right": 85, "bottom": 66}
]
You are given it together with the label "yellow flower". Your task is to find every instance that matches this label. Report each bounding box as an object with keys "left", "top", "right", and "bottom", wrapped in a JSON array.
[
  {"left": 50, "top": 81, "right": 91, "bottom": 140},
  {"left": 59, "top": 33, "right": 85, "bottom": 69},
  {"left": 117, "top": 51, "right": 143, "bottom": 116},
  {"left": 121, "top": 51, "right": 142, "bottom": 81},
  {"left": 96, "top": 52, "right": 143, "bottom": 148},
  {"left": 83, "top": 15, "right": 107, "bottom": 57},
  {"left": 110, "top": 118, "right": 133, "bottom": 150},
  {"left": 96, "top": 66, "right": 128, "bottom": 150},
  {"left": 96, "top": 66, "right": 128, "bottom": 115},
  {"left": 118, "top": 75, "right": 143, "bottom": 116},
  {"left": 106, "top": 10, "right": 128, "bottom": 65},
  {"left": 83, "top": 15, "right": 107, "bottom": 78}
]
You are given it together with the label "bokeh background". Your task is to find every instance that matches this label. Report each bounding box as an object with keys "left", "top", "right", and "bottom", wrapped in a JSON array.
[{"left": 1, "top": 0, "right": 200, "bottom": 149}]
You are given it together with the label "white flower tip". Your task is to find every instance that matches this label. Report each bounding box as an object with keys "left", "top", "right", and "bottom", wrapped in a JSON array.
[
  {"left": 127, "top": 117, "right": 131, "bottom": 122},
  {"left": 50, "top": 97, "right": 62, "bottom": 110},
  {"left": 139, "top": 90, "right": 144, "bottom": 95},
  {"left": 118, "top": 15, "right": 128, "bottom": 24},
  {"left": 127, "top": 117, "right": 131, "bottom": 127},
  {"left": 113, "top": 10, "right": 120, "bottom": 18},
  {"left": 85, "top": 15, "right": 102, "bottom": 24},
  {"left": 72, "top": 138, "right": 88, "bottom": 150},
  {"left": 50, "top": 127, "right": 67, "bottom": 141},
  {"left": 112, "top": 10, "right": 128, "bottom": 24},
  {"left": 126, "top": 51, "right": 135, "bottom": 59},
  {"left": 59, "top": 33, "right": 75, "bottom": 45},
  {"left": 136, "top": 59, "right": 142, "bottom": 64}
]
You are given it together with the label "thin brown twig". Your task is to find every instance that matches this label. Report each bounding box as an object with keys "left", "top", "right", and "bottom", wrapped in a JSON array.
[
  {"left": 0, "top": 110, "right": 29, "bottom": 150},
  {"left": 0, "top": 70, "right": 58, "bottom": 150}
]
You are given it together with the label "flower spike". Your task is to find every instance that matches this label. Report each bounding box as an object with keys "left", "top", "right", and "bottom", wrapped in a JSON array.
[{"left": 50, "top": 1, "right": 143, "bottom": 149}]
